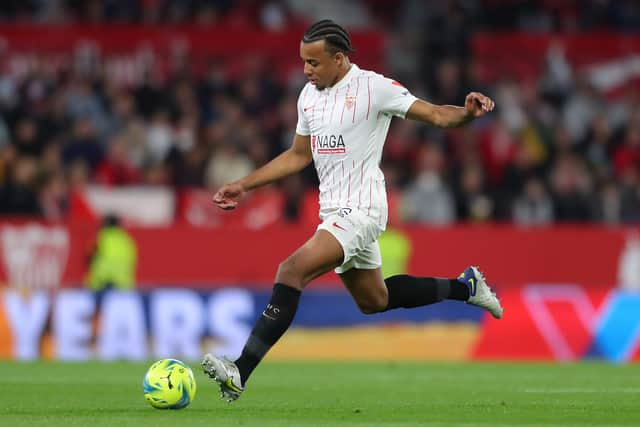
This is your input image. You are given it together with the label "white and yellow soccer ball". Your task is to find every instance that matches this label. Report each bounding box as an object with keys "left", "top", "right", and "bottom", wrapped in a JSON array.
[{"left": 143, "top": 359, "right": 197, "bottom": 409}]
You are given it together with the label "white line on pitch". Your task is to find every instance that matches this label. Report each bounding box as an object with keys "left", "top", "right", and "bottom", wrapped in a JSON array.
[{"left": 524, "top": 388, "right": 640, "bottom": 393}]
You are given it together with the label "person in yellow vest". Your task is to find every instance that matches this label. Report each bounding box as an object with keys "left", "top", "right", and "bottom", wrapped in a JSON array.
[
  {"left": 379, "top": 191, "right": 412, "bottom": 278},
  {"left": 86, "top": 214, "right": 137, "bottom": 292},
  {"left": 378, "top": 227, "right": 412, "bottom": 278}
]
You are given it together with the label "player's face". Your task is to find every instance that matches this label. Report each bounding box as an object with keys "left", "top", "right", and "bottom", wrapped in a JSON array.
[{"left": 300, "top": 40, "right": 344, "bottom": 90}]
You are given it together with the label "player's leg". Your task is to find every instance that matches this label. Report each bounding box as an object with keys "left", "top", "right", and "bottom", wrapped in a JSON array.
[
  {"left": 339, "top": 266, "right": 471, "bottom": 314},
  {"left": 203, "top": 229, "right": 343, "bottom": 401},
  {"left": 233, "top": 229, "right": 343, "bottom": 381},
  {"left": 339, "top": 243, "right": 503, "bottom": 317},
  {"left": 273, "top": 228, "right": 345, "bottom": 289}
]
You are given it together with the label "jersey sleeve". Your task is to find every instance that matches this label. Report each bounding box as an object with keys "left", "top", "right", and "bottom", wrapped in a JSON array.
[
  {"left": 374, "top": 76, "right": 418, "bottom": 118},
  {"left": 295, "top": 86, "right": 311, "bottom": 136}
]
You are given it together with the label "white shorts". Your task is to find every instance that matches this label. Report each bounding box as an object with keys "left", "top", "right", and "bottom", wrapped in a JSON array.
[{"left": 316, "top": 207, "right": 385, "bottom": 274}]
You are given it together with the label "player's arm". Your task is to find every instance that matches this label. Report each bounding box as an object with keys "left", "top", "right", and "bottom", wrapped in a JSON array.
[
  {"left": 405, "top": 92, "right": 495, "bottom": 128},
  {"left": 239, "top": 133, "right": 312, "bottom": 191},
  {"left": 212, "top": 133, "right": 312, "bottom": 210}
]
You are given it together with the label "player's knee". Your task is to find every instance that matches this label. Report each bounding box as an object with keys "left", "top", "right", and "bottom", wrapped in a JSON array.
[
  {"left": 356, "top": 294, "right": 388, "bottom": 315},
  {"left": 276, "top": 259, "right": 304, "bottom": 289},
  {"left": 358, "top": 304, "right": 378, "bottom": 314},
  {"left": 357, "top": 302, "right": 384, "bottom": 314}
]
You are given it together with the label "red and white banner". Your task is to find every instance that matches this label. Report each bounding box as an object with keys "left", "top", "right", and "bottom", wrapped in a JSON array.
[
  {"left": 0, "top": 25, "right": 384, "bottom": 85},
  {"left": 473, "top": 32, "right": 640, "bottom": 96}
]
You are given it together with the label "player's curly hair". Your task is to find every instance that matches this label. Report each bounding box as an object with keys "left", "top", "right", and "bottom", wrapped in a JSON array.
[{"left": 302, "top": 19, "right": 355, "bottom": 55}]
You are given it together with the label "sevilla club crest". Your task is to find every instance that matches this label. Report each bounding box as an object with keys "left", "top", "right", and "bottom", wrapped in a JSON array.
[{"left": 344, "top": 96, "right": 356, "bottom": 110}]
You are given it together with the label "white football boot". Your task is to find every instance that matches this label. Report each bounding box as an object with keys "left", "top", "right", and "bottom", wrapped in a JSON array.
[
  {"left": 202, "top": 354, "right": 244, "bottom": 402},
  {"left": 458, "top": 266, "right": 503, "bottom": 319}
]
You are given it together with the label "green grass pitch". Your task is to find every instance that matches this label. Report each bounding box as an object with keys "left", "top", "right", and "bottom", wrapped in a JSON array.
[{"left": 1, "top": 361, "right": 639, "bottom": 426}]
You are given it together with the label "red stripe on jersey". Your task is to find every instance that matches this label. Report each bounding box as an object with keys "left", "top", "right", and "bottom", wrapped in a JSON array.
[
  {"left": 331, "top": 165, "right": 335, "bottom": 203},
  {"left": 325, "top": 163, "right": 332, "bottom": 182},
  {"left": 322, "top": 93, "right": 328, "bottom": 122},
  {"left": 301, "top": 85, "right": 310, "bottom": 131},
  {"left": 377, "top": 181, "right": 383, "bottom": 227},
  {"left": 313, "top": 95, "right": 318, "bottom": 128},
  {"left": 340, "top": 84, "right": 350, "bottom": 125},
  {"left": 308, "top": 91, "right": 315, "bottom": 129},
  {"left": 347, "top": 161, "right": 352, "bottom": 206},
  {"left": 366, "top": 77, "right": 371, "bottom": 120},
  {"left": 340, "top": 160, "right": 344, "bottom": 201},
  {"left": 321, "top": 164, "right": 330, "bottom": 206},
  {"left": 367, "top": 178, "right": 372, "bottom": 216},
  {"left": 352, "top": 77, "right": 360, "bottom": 123},
  {"left": 358, "top": 162, "right": 364, "bottom": 209},
  {"left": 330, "top": 88, "right": 339, "bottom": 123}
]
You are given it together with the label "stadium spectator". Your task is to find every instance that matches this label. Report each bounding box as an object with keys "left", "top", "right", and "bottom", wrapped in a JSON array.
[
  {"left": 582, "top": 114, "right": 613, "bottom": 181},
  {"left": 549, "top": 154, "right": 593, "bottom": 222},
  {"left": 12, "top": 117, "right": 45, "bottom": 158},
  {"left": 86, "top": 213, "right": 138, "bottom": 292},
  {"left": 455, "top": 158, "right": 494, "bottom": 222},
  {"left": 61, "top": 117, "right": 103, "bottom": 171},
  {"left": 0, "top": 155, "right": 41, "bottom": 215},
  {"left": 205, "top": 142, "right": 253, "bottom": 190},
  {"left": 95, "top": 134, "right": 142, "bottom": 186},
  {"left": 39, "top": 170, "right": 70, "bottom": 221},
  {"left": 512, "top": 176, "right": 554, "bottom": 226},
  {"left": 592, "top": 179, "right": 622, "bottom": 224},
  {"left": 400, "top": 143, "right": 455, "bottom": 224}
]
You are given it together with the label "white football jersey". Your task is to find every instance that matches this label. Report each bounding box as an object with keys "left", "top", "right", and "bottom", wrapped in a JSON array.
[{"left": 295, "top": 64, "right": 418, "bottom": 228}]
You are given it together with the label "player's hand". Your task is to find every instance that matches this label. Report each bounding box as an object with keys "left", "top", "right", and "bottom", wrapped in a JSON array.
[
  {"left": 212, "top": 182, "right": 245, "bottom": 210},
  {"left": 464, "top": 92, "right": 495, "bottom": 118}
]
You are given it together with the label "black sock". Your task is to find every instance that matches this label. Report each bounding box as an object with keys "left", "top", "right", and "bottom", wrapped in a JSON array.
[
  {"left": 383, "top": 275, "right": 469, "bottom": 311},
  {"left": 234, "top": 283, "right": 301, "bottom": 385}
]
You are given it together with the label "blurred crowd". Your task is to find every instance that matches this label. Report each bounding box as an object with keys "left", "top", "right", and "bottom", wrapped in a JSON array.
[
  {"left": 2, "top": 1, "right": 640, "bottom": 31},
  {"left": 2, "top": 0, "right": 640, "bottom": 225}
]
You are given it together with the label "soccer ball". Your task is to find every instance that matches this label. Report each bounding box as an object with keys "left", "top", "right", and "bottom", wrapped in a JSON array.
[{"left": 143, "top": 359, "right": 197, "bottom": 409}]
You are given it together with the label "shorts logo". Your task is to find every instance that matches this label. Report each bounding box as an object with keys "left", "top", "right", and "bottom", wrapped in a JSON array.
[
  {"left": 345, "top": 96, "right": 356, "bottom": 110},
  {"left": 338, "top": 208, "right": 352, "bottom": 217},
  {"left": 313, "top": 134, "right": 346, "bottom": 154},
  {"left": 332, "top": 222, "right": 346, "bottom": 231}
]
